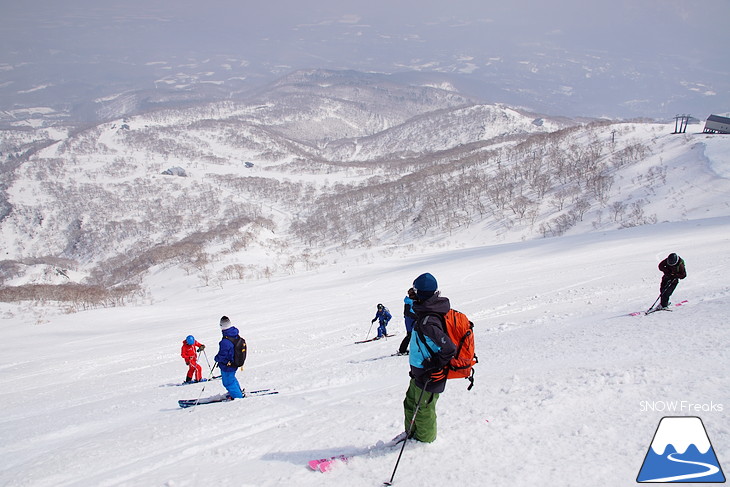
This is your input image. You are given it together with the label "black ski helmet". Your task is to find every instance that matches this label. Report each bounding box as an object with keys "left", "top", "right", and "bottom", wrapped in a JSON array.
[
  {"left": 377, "top": 303, "right": 384, "bottom": 310},
  {"left": 667, "top": 253, "right": 679, "bottom": 266}
]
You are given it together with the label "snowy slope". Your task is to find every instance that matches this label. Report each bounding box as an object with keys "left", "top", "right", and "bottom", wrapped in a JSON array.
[{"left": 1, "top": 216, "right": 728, "bottom": 486}]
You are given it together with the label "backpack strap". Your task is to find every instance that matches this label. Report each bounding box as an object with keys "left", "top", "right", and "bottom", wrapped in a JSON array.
[
  {"left": 414, "top": 318, "right": 435, "bottom": 356},
  {"left": 414, "top": 314, "right": 449, "bottom": 381},
  {"left": 415, "top": 313, "right": 444, "bottom": 353}
]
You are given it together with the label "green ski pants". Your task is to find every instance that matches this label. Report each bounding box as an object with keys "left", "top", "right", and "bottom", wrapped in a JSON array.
[{"left": 403, "top": 378, "right": 440, "bottom": 443}]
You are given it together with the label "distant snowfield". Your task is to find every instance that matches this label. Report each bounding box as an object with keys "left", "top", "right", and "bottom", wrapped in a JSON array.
[
  {"left": 704, "top": 136, "right": 730, "bottom": 178},
  {"left": 1, "top": 215, "right": 728, "bottom": 486}
]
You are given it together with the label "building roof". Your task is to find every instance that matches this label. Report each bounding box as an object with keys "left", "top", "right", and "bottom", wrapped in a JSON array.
[{"left": 707, "top": 114, "right": 730, "bottom": 124}]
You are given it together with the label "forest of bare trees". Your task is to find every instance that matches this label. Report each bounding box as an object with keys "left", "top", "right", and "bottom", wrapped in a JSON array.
[{"left": 290, "top": 123, "right": 656, "bottom": 245}]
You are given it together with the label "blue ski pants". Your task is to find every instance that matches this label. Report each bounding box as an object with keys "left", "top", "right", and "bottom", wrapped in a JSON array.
[{"left": 221, "top": 368, "right": 243, "bottom": 398}]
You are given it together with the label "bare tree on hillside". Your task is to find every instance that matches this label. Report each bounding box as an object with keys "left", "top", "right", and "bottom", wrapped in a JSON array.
[{"left": 610, "top": 201, "right": 627, "bottom": 222}]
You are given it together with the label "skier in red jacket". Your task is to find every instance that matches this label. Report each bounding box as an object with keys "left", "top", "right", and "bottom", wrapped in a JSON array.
[{"left": 181, "top": 335, "right": 205, "bottom": 383}]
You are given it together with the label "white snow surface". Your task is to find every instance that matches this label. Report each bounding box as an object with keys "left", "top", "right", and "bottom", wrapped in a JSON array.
[{"left": 1, "top": 216, "right": 729, "bottom": 486}]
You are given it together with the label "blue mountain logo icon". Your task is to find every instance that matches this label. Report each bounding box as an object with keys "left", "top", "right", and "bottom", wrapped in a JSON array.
[{"left": 637, "top": 416, "right": 726, "bottom": 483}]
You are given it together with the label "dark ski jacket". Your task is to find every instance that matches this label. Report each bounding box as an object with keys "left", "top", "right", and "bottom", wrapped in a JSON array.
[
  {"left": 659, "top": 257, "right": 686, "bottom": 280},
  {"left": 372, "top": 307, "right": 392, "bottom": 325},
  {"left": 409, "top": 295, "right": 456, "bottom": 393},
  {"left": 214, "top": 326, "right": 241, "bottom": 373}
]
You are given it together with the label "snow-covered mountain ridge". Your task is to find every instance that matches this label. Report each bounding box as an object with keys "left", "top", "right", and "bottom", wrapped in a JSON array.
[{"left": 1, "top": 70, "right": 728, "bottom": 307}]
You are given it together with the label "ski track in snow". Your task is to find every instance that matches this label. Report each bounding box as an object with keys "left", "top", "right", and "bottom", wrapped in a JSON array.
[{"left": 1, "top": 218, "right": 729, "bottom": 486}]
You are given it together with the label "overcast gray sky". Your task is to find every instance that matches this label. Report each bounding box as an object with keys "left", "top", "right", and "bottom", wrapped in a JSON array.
[
  {"left": 3, "top": 0, "right": 724, "bottom": 56},
  {"left": 1, "top": 0, "right": 728, "bottom": 118}
]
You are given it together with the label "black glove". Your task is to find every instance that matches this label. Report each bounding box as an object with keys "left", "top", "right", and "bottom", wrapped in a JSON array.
[
  {"left": 371, "top": 318, "right": 376, "bottom": 323},
  {"left": 197, "top": 345, "right": 205, "bottom": 352}
]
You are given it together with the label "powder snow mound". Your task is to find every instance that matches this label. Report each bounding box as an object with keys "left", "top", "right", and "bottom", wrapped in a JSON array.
[{"left": 702, "top": 136, "right": 730, "bottom": 178}]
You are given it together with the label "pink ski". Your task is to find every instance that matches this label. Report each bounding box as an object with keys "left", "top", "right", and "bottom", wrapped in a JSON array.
[
  {"left": 308, "top": 455, "right": 349, "bottom": 472},
  {"left": 630, "top": 299, "right": 688, "bottom": 316}
]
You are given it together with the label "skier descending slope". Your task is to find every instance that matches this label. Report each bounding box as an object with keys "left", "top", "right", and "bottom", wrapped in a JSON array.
[
  {"left": 371, "top": 303, "right": 393, "bottom": 339},
  {"left": 656, "top": 252, "right": 686, "bottom": 310},
  {"left": 640, "top": 253, "right": 688, "bottom": 315}
]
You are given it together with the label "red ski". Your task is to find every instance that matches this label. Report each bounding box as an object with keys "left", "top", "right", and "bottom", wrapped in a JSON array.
[{"left": 630, "top": 300, "right": 688, "bottom": 316}]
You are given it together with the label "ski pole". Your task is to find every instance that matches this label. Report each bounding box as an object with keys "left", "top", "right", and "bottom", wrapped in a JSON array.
[
  {"left": 365, "top": 321, "right": 374, "bottom": 341},
  {"left": 385, "top": 379, "right": 431, "bottom": 486},
  {"left": 189, "top": 363, "right": 218, "bottom": 410},
  {"left": 647, "top": 278, "right": 676, "bottom": 312},
  {"left": 201, "top": 349, "right": 212, "bottom": 370},
  {"left": 646, "top": 278, "right": 678, "bottom": 313}
]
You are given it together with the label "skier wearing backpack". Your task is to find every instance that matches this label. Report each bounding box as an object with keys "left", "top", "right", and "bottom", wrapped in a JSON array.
[
  {"left": 371, "top": 303, "right": 392, "bottom": 339},
  {"left": 180, "top": 335, "right": 205, "bottom": 383},
  {"left": 657, "top": 252, "right": 687, "bottom": 309},
  {"left": 214, "top": 316, "right": 245, "bottom": 399},
  {"left": 397, "top": 288, "right": 418, "bottom": 355},
  {"left": 401, "top": 272, "right": 456, "bottom": 443}
]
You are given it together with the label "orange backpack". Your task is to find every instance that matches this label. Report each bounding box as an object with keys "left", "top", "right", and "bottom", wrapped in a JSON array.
[
  {"left": 441, "top": 309, "right": 478, "bottom": 389},
  {"left": 418, "top": 309, "right": 477, "bottom": 389}
]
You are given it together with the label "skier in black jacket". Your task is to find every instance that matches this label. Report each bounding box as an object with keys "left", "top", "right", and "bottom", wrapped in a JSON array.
[
  {"left": 400, "top": 272, "right": 456, "bottom": 443},
  {"left": 657, "top": 252, "right": 686, "bottom": 309},
  {"left": 397, "top": 288, "right": 418, "bottom": 355}
]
